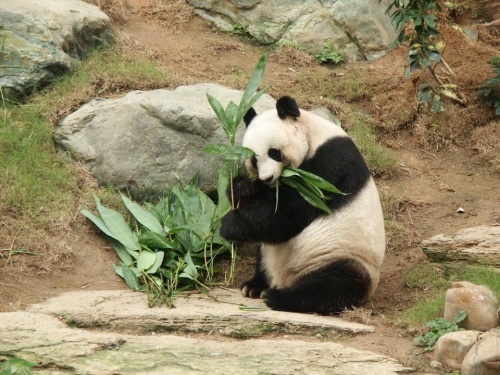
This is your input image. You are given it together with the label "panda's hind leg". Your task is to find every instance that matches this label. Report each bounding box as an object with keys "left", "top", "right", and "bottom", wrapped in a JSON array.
[{"left": 261, "top": 258, "right": 372, "bottom": 315}]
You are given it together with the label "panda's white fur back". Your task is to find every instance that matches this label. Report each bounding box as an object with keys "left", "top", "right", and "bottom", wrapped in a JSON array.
[{"left": 261, "top": 176, "right": 385, "bottom": 297}]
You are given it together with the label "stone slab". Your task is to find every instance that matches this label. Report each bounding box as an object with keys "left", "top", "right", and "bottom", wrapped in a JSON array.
[
  {"left": 0, "top": 307, "right": 408, "bottom": 375},
  {"left": 28, "top": 288, "right": 374, "bottom": 337}
]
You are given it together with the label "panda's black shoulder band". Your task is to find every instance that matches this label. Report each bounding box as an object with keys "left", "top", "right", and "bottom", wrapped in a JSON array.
[
  {"left": 244, "top": 107, "right": 257, "bottom": 127},
  {"left": 276, "top": 96, "right": 300, "bottom": 120}
]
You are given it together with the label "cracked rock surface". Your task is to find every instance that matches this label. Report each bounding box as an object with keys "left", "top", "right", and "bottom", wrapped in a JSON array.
[{"left": 0, "top": 288, "right": 409, "bottom": 374}]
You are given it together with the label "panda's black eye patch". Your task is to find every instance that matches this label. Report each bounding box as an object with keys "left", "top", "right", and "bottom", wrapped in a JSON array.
[
  {"left": 268, "top": 148, "right": 283, "bottom": 162},
  {"left": 251, "top": 155, "right": 258, "bottom": 169}
]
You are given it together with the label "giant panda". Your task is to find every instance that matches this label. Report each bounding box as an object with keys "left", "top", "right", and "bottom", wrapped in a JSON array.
[{"left": 220, "top": 96, "right": 386, "bottom": 315}]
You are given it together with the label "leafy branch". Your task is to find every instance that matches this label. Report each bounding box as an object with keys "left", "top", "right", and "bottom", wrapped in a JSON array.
[
  {"left": 204, "top": 54, "right": 344, "bottom": 215},
  {"left": 279, "top": 167, "right": 346, "bottom": 214},
  {"left": 383, "top": 0, "right": 467, "bottom": 112},
  {"left": 82, "top": 176, "right": 232, "bottom": 307}
]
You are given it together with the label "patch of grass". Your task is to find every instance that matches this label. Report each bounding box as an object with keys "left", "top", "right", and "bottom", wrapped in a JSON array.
[
  {"left": 231, "top": 23, "right": 250, "bottom": 36},
  {"left": 315, "top": 43, "right": 343, "bottom": 65},
  {"left": 0, "top": 102, "right": 77, "bottom": 218},
  {"left": 270, "top": 44, "right": 315, "bottom": 68},
  {"left": 0, "top": 46, "right": 178, "bottom": 223},
  {"left": 404, "top": 263, "right": 448, "bottom": 290},
  {"left": 332, "top": 72, "right": 372, "bottom": 102},
  {"left": 398, "top": 263, "right": 500, "bottom": 325},
  {"left": 345, "top": 114, "right": 399, "bottom": 177},
  {"left": 137, "top": 0, "right": 195, "bottom": 33},
  {"left": 379, "top": 191, "right": 416, "bottom": 254},
  {"left": 451, "top": 265, "right": 500, "bottom": 295},
  {"left": 399, "top": 293, "right": 446, "bottom": 325}
]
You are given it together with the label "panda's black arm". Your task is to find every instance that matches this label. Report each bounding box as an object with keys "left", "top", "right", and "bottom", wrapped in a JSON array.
[{"left": 220, "top": 179, "right": 315, "bottom": 244}]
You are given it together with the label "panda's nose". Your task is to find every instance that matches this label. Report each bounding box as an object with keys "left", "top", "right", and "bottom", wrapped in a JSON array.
[{"left": 262, "top": 176, "right": 274, "bottom": 184}]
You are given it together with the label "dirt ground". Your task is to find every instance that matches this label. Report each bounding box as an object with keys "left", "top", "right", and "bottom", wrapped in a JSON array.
[{"left": 1, "top": 0, "right": 499, "bottom": 372}]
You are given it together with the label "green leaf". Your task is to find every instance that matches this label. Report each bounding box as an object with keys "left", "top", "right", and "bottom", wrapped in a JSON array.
[
  {"left": 93, "top": 195, "right": 140, "bottom": 252},
  {"left": 285, "top": 167, "right": 346, "bottom": 195},
  {"left": 431, "top": 95, "right": 444, "bottom": 113},
  {"left": 226, "top": 101, "right": 239, "bottom": 126},
  {"left": 111, "top": 239, "right": 135, "bottom": 265},
  {"left": 225, "top": 146, "right": 255, "bottom": 161},
  {"left": 281, "top": 176, "right": 332, "bottom": 214},
  {"left": 81, "top": 209, "right": 114, "bottom": 238},
  {"left": 454, "top": 310, "right": 467, "bottom": 324},
  {"left": 0, "top": 357, "right": 36, "bottom": 375},
  {"left": 423, "top": 14, "right": 437, "bottom": 28},
  {"left": 214, "top": 162, "right": 231, "bottom": 219},
  {"left": 147, "top": 251, "right": 164, "bottom": 274},
  {"left": 122, "top": 265, "right": 141, "bottom": 290},
  {"left": 113, "top": 263, "right": 124, "bottom": 278},
  {"left": 179, "top": 252, "right": 198, "bottom": 280},
  {"left": 121, "top": 194, "right": 165, "bottom": 235},
  {"left": 239, "top": 53, "right": 268, "bottom": 111},
  {"left": 203, "top": 143, "right": 230, "bottom": 155},
  {"left": 137, "top": 251, "right": 157, "bottom": 272},
  {"left": 428, "top": 51, "right": 441, "bottom": 62},
  {"left": 207, "top": 94, "right": 231, "bottom": 139},
  {"left": 417, "top": 84, "right": 433, "bottom": 103},
  {"left": 138, "top": 232, "right": 180, "bottom": 250}
]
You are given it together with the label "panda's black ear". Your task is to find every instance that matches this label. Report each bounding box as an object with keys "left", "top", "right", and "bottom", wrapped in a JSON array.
[
  {"left": 276, "top": 96, "right": 300, "bottom": 120},
  {"left": 244, "top": 107, "right": 257, "bottom": 127}
]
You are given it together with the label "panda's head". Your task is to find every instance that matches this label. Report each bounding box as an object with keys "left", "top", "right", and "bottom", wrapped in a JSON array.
[{"left": 242, "top": 96, "right": 309, "bottom": 186}]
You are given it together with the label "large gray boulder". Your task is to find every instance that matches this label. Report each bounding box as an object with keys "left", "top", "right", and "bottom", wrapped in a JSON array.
[
  {"left": 187, "top": 0, "right": 396, "bottom": 61},
  {"left": 54, "top": 83, "right": 276, "bottom": 197},
  {"left": 0, "top": 0, "right": 113, "bottom": 100}
]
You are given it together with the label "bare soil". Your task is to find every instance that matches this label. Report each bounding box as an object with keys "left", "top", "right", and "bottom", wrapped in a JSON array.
[{"left": 1, "top": 0, "right": 499, "bottom": 372}]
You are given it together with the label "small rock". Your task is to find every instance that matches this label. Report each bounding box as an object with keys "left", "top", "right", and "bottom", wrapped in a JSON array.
[
  {"left": 434, "top": 330, "right": 482, "bottom": 370},
  {"left": 444, "top": 281, "right": 500, "bottom": 331},
  {"left": 430, "top": 360, "right": 443, "bottom": 369},
  {"left": 461, "top": 329, "right": 500, "bottom": 375}
]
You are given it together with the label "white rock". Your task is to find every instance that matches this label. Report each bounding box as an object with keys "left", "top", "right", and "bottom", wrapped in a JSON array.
[
  {"left": 434, "top": 330, "right": 482, "bottom": 369},
  {"left": 444, "top": 281, "right": 500, "bottom": 332},
  {"left": 462, "top": 330, "right": 500, "bottom": 375}
]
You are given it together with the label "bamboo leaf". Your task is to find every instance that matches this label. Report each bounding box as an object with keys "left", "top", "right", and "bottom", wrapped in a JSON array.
[
  {"left": 179, "top": 252, "right": 198, "bottom": 280},
  {"left": 239, "top": 53, "right": 268, "bottom": 109},
  {"left": 281, "top": 176, "right": 332, "bottom": 214},
  {"left": 93, "top": 195, "right": 140, "bottom": 252},
  {"left": 137, "top": 251, "right": 157, "bottom": 272},
  {"left": 111, "top": 239, "right": 135, "bottom": 265},
  {"left": 122, "top": 265, "right": 141, "bottom": 290},
  {"left": 147, "top": 251, "right": 165, "bottom": 274},
  {"left": 138, "top": 232, "right": 180, "bottom": 250},
  {"left": 207, "top": 94, "right": 231, "bottom": 139},
  {"left": 121, "top": 194, "right": 165, "bottom": 235},
  {"left": 81, "top": 209, "right": 114, "bottom": 238},
  {"left": 113, "top": 263, "right": 124, "bottom": 278},
  {"left": 225, "top": 146, "right": 255, "bottom": 160},
  {"left": 284, "top": 167, "right": 346, "bottom": 195}
]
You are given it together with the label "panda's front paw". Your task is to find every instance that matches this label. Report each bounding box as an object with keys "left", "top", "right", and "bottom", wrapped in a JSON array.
[
  {"left": 240, "top": 280, "right": 266, "bottom": 299},
  {"left": 261, "top": 288, "right": 288, "bottom": 311},
  {"left": 230, "top": 178, "right": 257, "bottom": 202}
]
